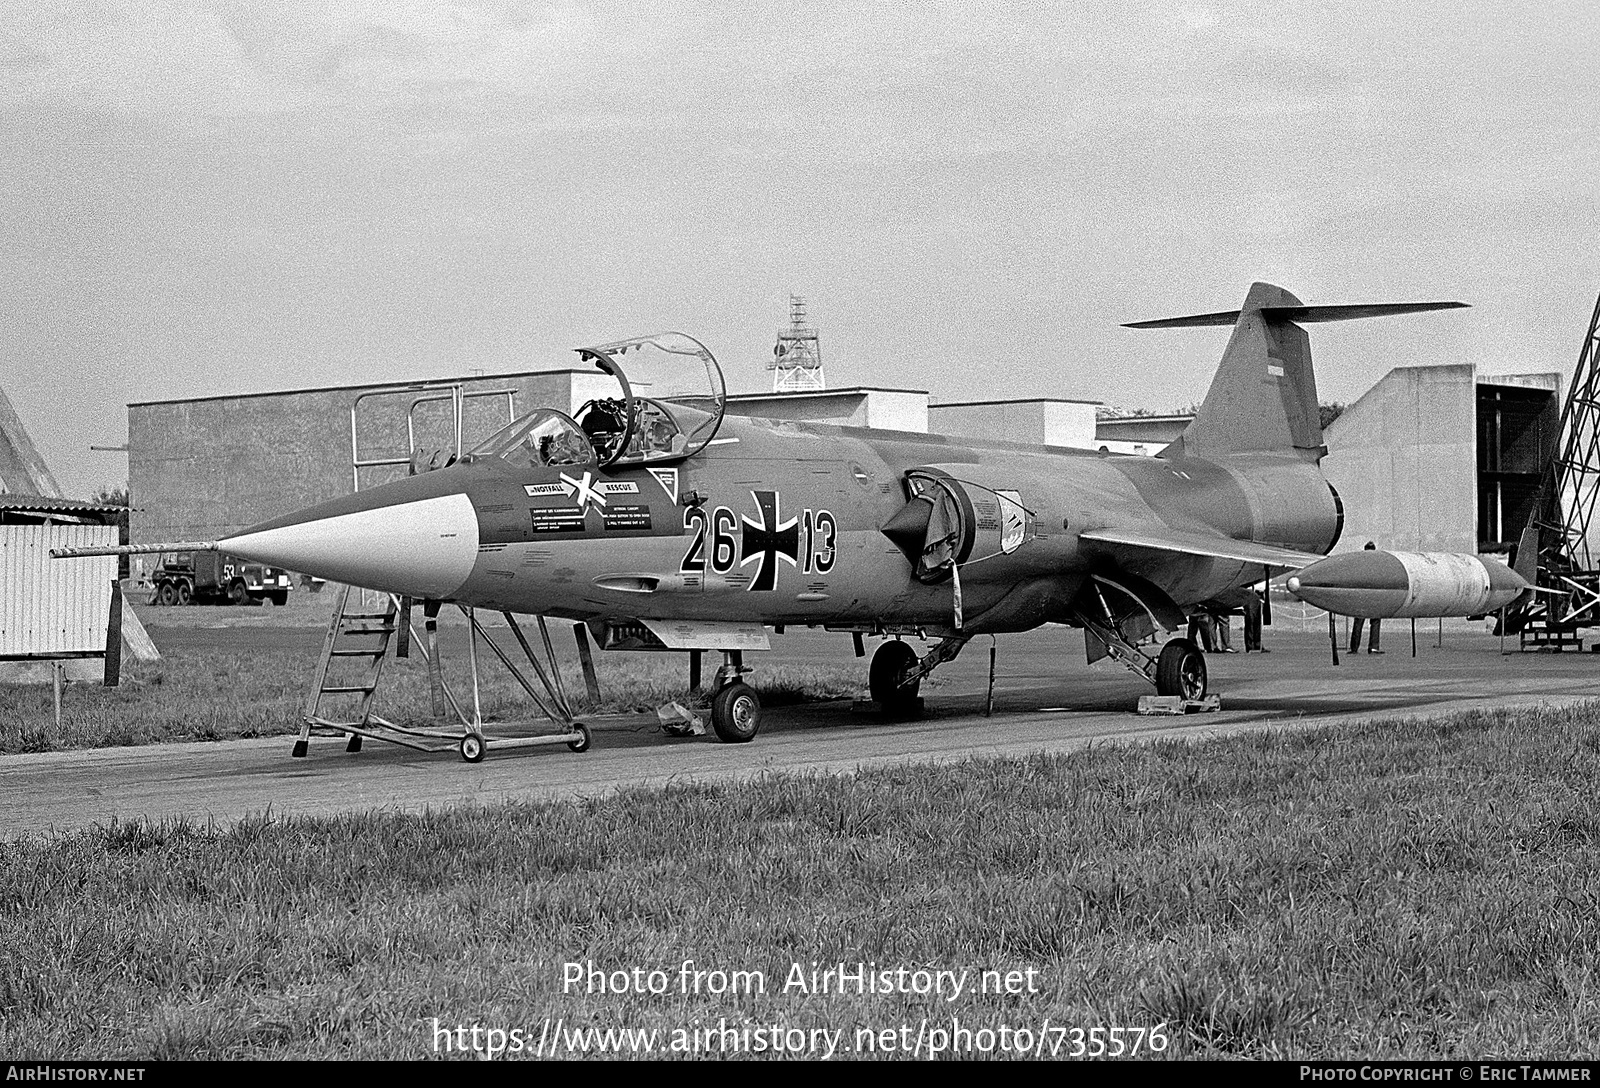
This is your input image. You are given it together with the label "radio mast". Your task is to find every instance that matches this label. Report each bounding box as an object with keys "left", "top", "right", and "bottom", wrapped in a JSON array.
[{"left": 768, "top": 295, "right": 825, "bottom": 393}]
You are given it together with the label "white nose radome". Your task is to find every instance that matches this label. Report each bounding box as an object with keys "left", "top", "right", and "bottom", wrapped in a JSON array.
[{"left": 219, "top": 492, "right": 479, "bottom": 600}]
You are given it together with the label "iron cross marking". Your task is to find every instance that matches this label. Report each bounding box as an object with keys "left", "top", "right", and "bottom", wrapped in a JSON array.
[{"left": 740, "top": 490, "right": 800, "bottom": 591}]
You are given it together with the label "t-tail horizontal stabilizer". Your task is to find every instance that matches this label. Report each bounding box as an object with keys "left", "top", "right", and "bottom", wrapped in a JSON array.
[
  {"left": 1129, "top": 282, "right": 1469, "bottom": 462},
  {"left": 1123, "top": 301, "right": 1469, "bottom": 329}
]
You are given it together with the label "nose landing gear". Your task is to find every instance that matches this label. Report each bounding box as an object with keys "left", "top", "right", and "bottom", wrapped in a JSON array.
[{"left": 708, "top": 650, "right": 761, "bottom": 743}]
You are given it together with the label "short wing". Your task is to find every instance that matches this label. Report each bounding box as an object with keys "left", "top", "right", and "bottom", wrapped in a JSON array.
[{"left": 1078, "top": 527, "right": 1326, "bottom": 570}]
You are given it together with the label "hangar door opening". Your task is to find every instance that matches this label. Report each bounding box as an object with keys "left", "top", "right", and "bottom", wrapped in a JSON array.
[{"left": 1477, "top": 382, "right": 1558, "bottom": 551}]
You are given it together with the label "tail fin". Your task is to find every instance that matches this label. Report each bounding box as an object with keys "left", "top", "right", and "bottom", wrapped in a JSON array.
[
  {"left": 1508, "top": 521, "right": 1541, "bottom": 612},
  {"left": 1128, "top": 282, "right": 1467, "bottom": 461},
  {"left": 1512, "top": 522, "right": 1540, "bottom": 585}
]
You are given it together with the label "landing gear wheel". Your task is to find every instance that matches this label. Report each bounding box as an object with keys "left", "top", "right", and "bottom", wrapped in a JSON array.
[
  {"left": 1156, "top": 638, "right": 1207, "bottom": 700},
  {"left": 567, "top": 723, "right": 592, "bottom": 753},
  {"left": 175, "top": 581, "right": 193, "bottom": 606},
  {"left": 460, "top": 733, "right": 485, "bottom": 763},
  {"left": 869, "top": 640, "right": 922, "bottom": 717},
  {"left": 710, "top": 682, "right": 761, "bottom": 743},
  {"left": 229, "top": 581, "right": 249, "bottom": 605},
  {"left": 156, "top": 583, "right": 177, "bottom": 606}
]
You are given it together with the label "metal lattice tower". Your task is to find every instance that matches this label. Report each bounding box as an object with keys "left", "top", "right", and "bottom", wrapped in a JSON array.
[
  {"left": 1537, "top": 291, "right": 1600, "bottom": 574},
  {"left": 767, "top": 295, "right": 825, "bottom": 393}
]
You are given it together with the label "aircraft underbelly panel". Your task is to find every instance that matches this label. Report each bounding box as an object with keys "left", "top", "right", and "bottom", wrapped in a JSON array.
[{"left": 640, "top": 619, "right": 771, "bottom": 651}]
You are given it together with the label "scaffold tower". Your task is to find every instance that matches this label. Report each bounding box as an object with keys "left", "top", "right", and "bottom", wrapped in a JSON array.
[
  {"left": 1520, "top": 290, "right": 1600, "bottom": 636},
  {"left": 767, "top": 295, "right": 825, "bottom": 392}
]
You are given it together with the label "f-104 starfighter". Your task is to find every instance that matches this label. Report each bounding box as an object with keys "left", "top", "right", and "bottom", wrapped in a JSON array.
[{"left": 77, "top": 283, "right": 1485, "bottom": 744}]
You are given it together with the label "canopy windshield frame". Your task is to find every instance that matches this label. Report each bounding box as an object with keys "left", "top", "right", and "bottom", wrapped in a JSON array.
[{"left": 573, "top": 331, "right": 727, "bottom": 468}]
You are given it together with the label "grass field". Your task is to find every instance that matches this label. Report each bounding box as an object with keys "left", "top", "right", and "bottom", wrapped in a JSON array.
[
  {"left": 3, "top": 702, "right": 1598, "bottom": 1059},
  {"left": 0, "top": 648, "right": 870, "bottom": 754},
  {"left": 2, "top": 587, "right": 876, "bottom": 753}
]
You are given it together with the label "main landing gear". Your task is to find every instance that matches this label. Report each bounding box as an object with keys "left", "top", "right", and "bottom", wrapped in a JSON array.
[
  {"left": 1081, "top": 614, "right": 1210, "bottom": 702},
  {"left": 1155, "top": 638, "right": 1208, "bottom": 700},
  {"left": 1074, "top": 576, "right": 1210, "bottom": 705}
]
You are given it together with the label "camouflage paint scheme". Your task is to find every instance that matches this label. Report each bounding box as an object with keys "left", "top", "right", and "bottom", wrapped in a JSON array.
[
  {"left": 225, "top": 416, "right": 1339, "bottom": 638},
  {"left": 193, "top": 284, "right": 1477, "bottom": 739}
]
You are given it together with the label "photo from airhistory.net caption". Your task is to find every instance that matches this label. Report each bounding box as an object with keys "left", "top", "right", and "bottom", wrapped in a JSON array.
[{"left": 426, "top": 957, "right": 1148, "bottom": 1059}]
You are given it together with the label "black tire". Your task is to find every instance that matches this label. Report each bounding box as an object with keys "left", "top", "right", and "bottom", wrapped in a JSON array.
[
  {"left": 460, "top": 733, "right": 485, "bottom": 763},
  {"left": 156, "top": 583, "right": 177, "bottom": 607},
  {"left": 869, "top": 639, "right": 921, "bottom": 716},
  {"left": 567, "top": 723, "right": 592, "bottom": 753},
  {"left": 228, "top": 581, "right": 249, "bottom": 605},
  {"left": 270, "top": 592, "right": 289, "bottom": 607},
  {"left": 1156, "top": 638, "right": 1207, "bottom": 700},
  {"left": 710, "top": 682, "right": 761, "bottom": 743},
  {"left": 175, "top": 581, "right": 193, "bottom": 606}
]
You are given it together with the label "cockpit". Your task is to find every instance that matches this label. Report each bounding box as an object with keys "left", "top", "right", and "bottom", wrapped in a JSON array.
[{"left": 466, "top": 331, "right": 727, "bottom": 471}]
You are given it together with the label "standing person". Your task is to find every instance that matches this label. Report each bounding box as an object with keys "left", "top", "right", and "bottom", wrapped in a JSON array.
[
  {"left": 1213, "top": 611, "right": 1237, "bottom": 652},
  {"left": 1243, "top": 585, "right": 1267, "bottom": 652},
  {"left": 1348, "top": 543, "right": 1386, "bottom": 654},
  {"left": 1187, "top": 613, "right": 1216, "bottom": 652}
]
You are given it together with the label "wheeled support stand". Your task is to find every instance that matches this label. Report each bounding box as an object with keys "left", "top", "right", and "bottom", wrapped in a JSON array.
[{"left": 296, "top": 589, "right": 593, "bottom": 763}]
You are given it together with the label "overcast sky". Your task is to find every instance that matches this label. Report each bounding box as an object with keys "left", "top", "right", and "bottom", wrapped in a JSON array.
[{"left": 2, "top": 1, "right": 1595, "bottom": 498}]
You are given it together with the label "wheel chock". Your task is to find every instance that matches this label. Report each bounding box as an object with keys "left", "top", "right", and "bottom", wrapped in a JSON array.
[{"left": 1137, "top": 694, "right": 1223, "bottom": 716}]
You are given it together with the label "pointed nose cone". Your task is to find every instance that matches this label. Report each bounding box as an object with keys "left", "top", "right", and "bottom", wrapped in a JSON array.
[{"left": 220, "top": 484, "right": 479, "bottom": 600}]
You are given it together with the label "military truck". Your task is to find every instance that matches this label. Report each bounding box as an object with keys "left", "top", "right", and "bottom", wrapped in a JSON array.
[{"left": 149, "top": 551, "right": 293, "bottom": 607}]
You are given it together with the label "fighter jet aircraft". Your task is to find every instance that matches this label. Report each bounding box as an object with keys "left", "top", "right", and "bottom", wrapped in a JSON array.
[{"left": 70, "top": 282, "right": 1485, "bottom": 745}]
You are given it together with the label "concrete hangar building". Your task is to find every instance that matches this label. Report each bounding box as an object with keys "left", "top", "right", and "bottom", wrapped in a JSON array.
[{"left": 126, "top": 361, "right": 1560, "bottom": 565}]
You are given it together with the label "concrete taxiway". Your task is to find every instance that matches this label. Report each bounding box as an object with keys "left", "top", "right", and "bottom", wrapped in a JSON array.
[{"left": 4, "top": 622, "right": 1599, "bottom": 838}]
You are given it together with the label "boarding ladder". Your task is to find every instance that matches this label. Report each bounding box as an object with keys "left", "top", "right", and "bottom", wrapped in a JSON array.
[{"left": 294, "top": 585, "right": 406, "bottom": 756}]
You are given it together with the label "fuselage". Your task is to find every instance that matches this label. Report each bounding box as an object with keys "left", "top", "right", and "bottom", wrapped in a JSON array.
[{"left": 219, "top": 413, "right": 1341, "bottom": 637}]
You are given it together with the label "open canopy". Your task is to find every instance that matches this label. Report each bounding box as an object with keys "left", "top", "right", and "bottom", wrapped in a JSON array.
[{"left": 468, "top": 331, "right": 727, "bottom": 472}]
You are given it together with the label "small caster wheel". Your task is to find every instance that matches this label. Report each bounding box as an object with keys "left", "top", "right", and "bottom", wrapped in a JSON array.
[
  {"left": 460, "top": 732, "right": 485, "bottom": 763},
  {"left": 567, "top": 723, "right": 592, "bottom": 753},
  {"left": 291, "top": 739, "right": 309, "bottom": 758}
]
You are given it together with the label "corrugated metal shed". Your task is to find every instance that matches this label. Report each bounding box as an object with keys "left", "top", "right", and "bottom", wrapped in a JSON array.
[
  {"left": 0, "top": 495, "right": 124, "bottom": 520},
  {"left": 0, "top": 525, "right": 118, "bottom": 657}
]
